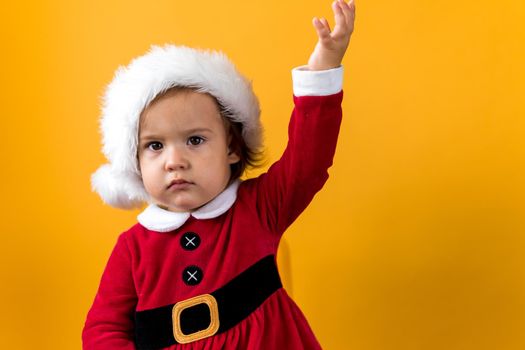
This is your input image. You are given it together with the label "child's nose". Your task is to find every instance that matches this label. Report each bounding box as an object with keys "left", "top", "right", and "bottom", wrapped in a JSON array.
[{"left": 164, "top": 146, "right": 189, "bottom": 171}]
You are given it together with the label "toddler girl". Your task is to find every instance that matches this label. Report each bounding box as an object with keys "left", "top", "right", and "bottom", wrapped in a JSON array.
[{"left": 83, "top": 1, "right": 355, "bottom": 349}]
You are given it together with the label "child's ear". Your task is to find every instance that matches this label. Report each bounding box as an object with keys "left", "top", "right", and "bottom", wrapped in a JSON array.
[
  {"left": 226, "top": 133, "right": 241, "bottom": 164},
  {"left": 227, "top": 147, "right": 240, "bottom": 164}
]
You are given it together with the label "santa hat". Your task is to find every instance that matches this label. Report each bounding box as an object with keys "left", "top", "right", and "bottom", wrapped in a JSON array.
[{"left": 91, "top": 44, "right": 262, "bottom": 209}]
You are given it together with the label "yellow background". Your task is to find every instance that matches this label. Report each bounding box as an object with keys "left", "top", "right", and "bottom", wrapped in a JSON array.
[{"left": 1, "top": 0, "right": 524, "bottom": 349}]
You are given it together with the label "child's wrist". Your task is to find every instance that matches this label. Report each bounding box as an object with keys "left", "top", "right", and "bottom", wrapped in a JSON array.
[
  {"left": 308, "top": 63, "right": 341, "bottom": 71},
  {"left": 307, "top": 56, "right": 343, "bottom": 71},
  {"left": 307, "top": 63, "right": 342, "bottom": 71}
]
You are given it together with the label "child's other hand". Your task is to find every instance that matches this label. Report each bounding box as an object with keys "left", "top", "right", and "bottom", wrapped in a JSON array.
[{"left": 308, "top": 0, "right": 356, "bottom": 71}]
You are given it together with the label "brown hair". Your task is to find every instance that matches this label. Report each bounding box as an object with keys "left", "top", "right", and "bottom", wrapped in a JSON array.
[{"left": 217, "top": 104, "right": 264, "bottom": 180}]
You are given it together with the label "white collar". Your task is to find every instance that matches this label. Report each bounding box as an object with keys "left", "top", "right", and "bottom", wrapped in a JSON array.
[{"left": 137, "top": 180, "right": 240, "bottom": 232}]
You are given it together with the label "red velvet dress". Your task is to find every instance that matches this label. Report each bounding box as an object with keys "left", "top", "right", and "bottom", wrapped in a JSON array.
[{"left": 83, "top": 84, "right": 343, "bottom": 349}]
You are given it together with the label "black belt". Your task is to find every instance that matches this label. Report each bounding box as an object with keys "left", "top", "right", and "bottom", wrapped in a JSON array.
[{"left": 134, "top": 255, "right": 282, "bottom": 349}]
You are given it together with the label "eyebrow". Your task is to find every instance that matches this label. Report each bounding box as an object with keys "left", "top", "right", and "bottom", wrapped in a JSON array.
[
  {"left": 139, "top": 128, "right": 214, "bottom": 141},
  {"left": 184, "top": 127, "right": 214, "bottom": 134}
]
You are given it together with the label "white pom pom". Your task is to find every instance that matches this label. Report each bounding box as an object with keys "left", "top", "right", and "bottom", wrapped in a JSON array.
[{"left": 91, "top": 164, "right": 149, "bottom": 209}]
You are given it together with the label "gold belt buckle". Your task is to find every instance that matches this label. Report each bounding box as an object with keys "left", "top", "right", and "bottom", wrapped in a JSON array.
[{"left": 172, "top": 294, "right": 220, "bottom": 344}]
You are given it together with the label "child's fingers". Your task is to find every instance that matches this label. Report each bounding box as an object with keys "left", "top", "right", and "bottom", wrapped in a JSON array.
[
  {"left": 340, "top": 0, "right": 356, "bottom": 28},
  {"left": 332, "top": 0, "right": 356, "bottom": 39},
  {"left": 312, "top": 17, "right": 331, "bottom": 41},
  {"left": 332, "top": 0, "right": 354, "bottom": 39},
  {"left": 320, "top": 17, "right": 331, "bottom": 32},
  {"left": 332, "top": 0, "right": 348, "bottom": 29}
]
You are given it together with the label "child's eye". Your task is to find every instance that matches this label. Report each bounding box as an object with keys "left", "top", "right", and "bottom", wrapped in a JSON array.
[
  {"left": 187, "top": 136, "right": 205, "bottom": 146},
  {"left": 147, "top": 142, "right": 163, "bottom": 151}
]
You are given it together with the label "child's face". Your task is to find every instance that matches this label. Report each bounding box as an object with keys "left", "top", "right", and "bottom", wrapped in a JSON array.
[{"left": 138, "top": 89, "right": 240, "bottom": 212}]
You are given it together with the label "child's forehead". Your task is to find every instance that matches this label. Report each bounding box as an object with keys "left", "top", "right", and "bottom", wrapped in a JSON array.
[
  {"left": 139, "top": 89, "right": 228, "bottom": 135},
  {"left": 142, "top": 88, "right": 220, "bottom": 117}
]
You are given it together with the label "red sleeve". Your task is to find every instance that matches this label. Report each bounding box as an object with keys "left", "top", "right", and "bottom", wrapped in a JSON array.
[
  {"left": 248, "top": 91, "right": 343, "bottom": 235},
  {"left": 82, "top": 233, "right": 137, "bottom": 349}
]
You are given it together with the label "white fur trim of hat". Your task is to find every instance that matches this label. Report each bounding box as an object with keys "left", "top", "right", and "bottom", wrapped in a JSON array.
[{"left": 91, "top": 44, "right": 262, "bottom": 209}]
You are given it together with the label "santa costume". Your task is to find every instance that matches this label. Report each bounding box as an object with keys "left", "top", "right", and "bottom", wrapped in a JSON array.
[{"left": 83, "top": 44, "right": 344, "bottom": 349}]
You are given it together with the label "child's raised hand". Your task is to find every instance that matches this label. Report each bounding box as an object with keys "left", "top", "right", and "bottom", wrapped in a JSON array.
[{"left": 308, "top": 0, "right": 356, "bottom": 71}]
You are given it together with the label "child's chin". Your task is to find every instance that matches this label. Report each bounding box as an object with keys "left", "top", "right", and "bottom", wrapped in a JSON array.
[
  {"left": 162, "top": 201, "right": 203, "bottom": 213},
  {"left": 166, "top": 206, "right": 193, "bottom": 213}
]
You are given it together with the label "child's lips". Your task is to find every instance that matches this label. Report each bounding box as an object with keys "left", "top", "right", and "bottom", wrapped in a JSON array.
[{"left": 167, "top": 179, "right": 192, "bottom": 190}]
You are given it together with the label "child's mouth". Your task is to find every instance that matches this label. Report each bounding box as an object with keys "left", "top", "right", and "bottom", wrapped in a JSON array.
[{"left": 167, "top": 179, "right": 192, "bottom": 190}]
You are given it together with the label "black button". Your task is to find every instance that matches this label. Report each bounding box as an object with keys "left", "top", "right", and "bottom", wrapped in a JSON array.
[
  {"left": 182, "top": 266, "right": 203, "bottom": 286},
  {"left": 180, "top": 232, "right": 200, "bottom": 251}
]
